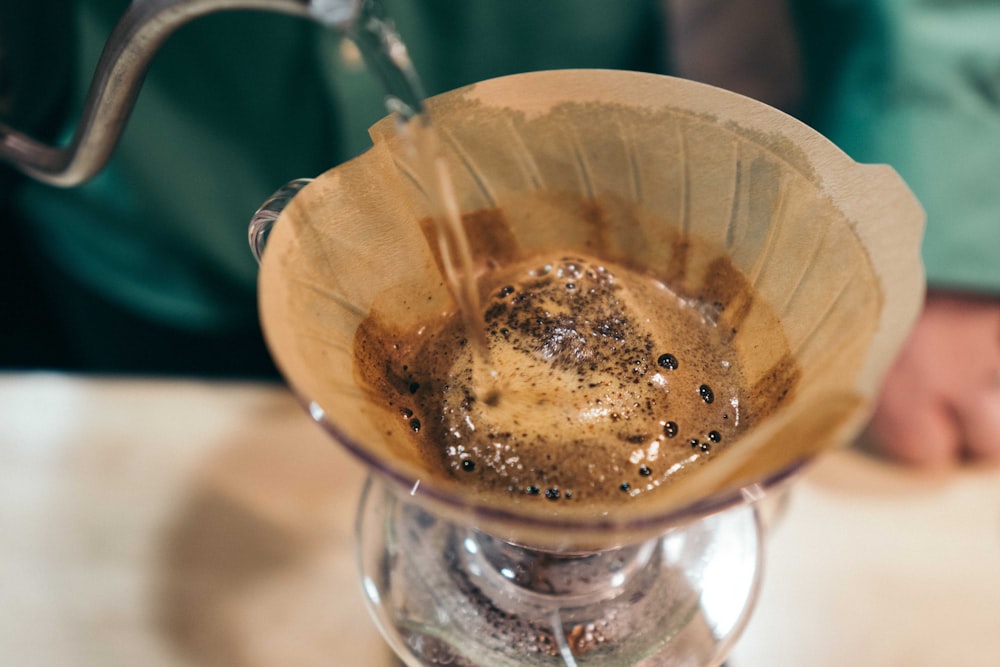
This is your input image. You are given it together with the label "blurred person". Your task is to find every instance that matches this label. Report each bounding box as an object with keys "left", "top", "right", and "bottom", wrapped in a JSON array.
[{"left": 1, "top": 0, "right": 997, "bottom": 463}]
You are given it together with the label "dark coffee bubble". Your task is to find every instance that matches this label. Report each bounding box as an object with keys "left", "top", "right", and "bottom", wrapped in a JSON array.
[
  {"left": 663, "top": 421, "right": 678, "bottom": 438},
  {"left": 400, "top": 407, "right": 413, "bottom": 418},
  {"left": 689, "top": 438, "right": 700, "bottom": 449},
  {"left": 409, "top": 382, "right": 421, "bottom": 394},
  {"left": 462, "top": 459, "right": 476, "bottom": 472},
  {"left": 544, "top": 488, "right": 560, "bottom": 500},
  {"left": 707, "top": 430, "right": 721, "bottom": 443},
  {"left": 656, "top": 353, "right": 678, "bottom": 370},
  {"left": 620, "top": 482, "right": 631, "bottom": 492},
  {"left": 410, "top": 418, "right": 422, "bottom": 432},
  {"left": 699, "top": 442, "right": 712, "bottom": 453},
  {"left": 526, "top": 485, "right": 540, "bottom": 495},
  {"left": 499, "top": 285, "right": 515, "bottom": 298},
  {"left": 699, "top": 384, "right": 714, "bottom": 404},
  {"left": 639, "top": 465, "right": 651, "bottom": 477}
]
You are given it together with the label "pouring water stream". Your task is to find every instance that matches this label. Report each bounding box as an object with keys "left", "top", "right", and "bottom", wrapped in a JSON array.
[{"left": 344, "top": 0, "right": 500, "bottom": 402}]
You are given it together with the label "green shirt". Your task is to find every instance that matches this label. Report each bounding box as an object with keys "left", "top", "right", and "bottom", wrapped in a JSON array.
[
  {"left": 10, "top": 0, "right": 666, "bottom": 337},
  {"left": 796, "top": 0, "right": 1000, "bottom": 294},
  {"left": 4, "top": 0, "right": 998, "bottom": 372}
]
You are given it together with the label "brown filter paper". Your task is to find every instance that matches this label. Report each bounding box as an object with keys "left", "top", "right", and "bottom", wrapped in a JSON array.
[{"left": 258, "top": 70, "right": 924, "bottom": 548}]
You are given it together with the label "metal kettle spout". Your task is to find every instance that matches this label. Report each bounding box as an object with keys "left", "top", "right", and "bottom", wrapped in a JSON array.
[{"left": 0, "top": 0, "right": 364, "bottom": 187}]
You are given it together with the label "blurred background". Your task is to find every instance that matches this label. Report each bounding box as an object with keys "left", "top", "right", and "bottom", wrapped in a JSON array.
[{"left": 2, "top": 1, "right": 999, "bottom": 665}]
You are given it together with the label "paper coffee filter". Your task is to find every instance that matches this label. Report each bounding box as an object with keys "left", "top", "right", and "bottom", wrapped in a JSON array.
[{"left": 258, "top": 70, "right": 924, "bottom": 536}]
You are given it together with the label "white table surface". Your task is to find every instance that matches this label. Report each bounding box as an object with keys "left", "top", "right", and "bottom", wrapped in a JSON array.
[{"left": 2, "top": 373, "right": 998, "bottom": 666}]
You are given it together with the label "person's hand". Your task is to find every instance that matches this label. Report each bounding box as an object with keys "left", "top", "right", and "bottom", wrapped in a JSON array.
[{"left": 865, "top": 290, "right": 1000, "bottom": 467}]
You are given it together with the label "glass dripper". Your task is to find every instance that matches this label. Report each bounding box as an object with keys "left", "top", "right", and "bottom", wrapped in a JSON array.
[{"left": 250, "top": 70, "right": 925, "bottom": 665}]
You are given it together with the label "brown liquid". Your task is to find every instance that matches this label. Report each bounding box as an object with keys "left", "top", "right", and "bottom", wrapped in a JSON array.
[{"left": 355, "top": 250, "right": 768, "bottom": 504}]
